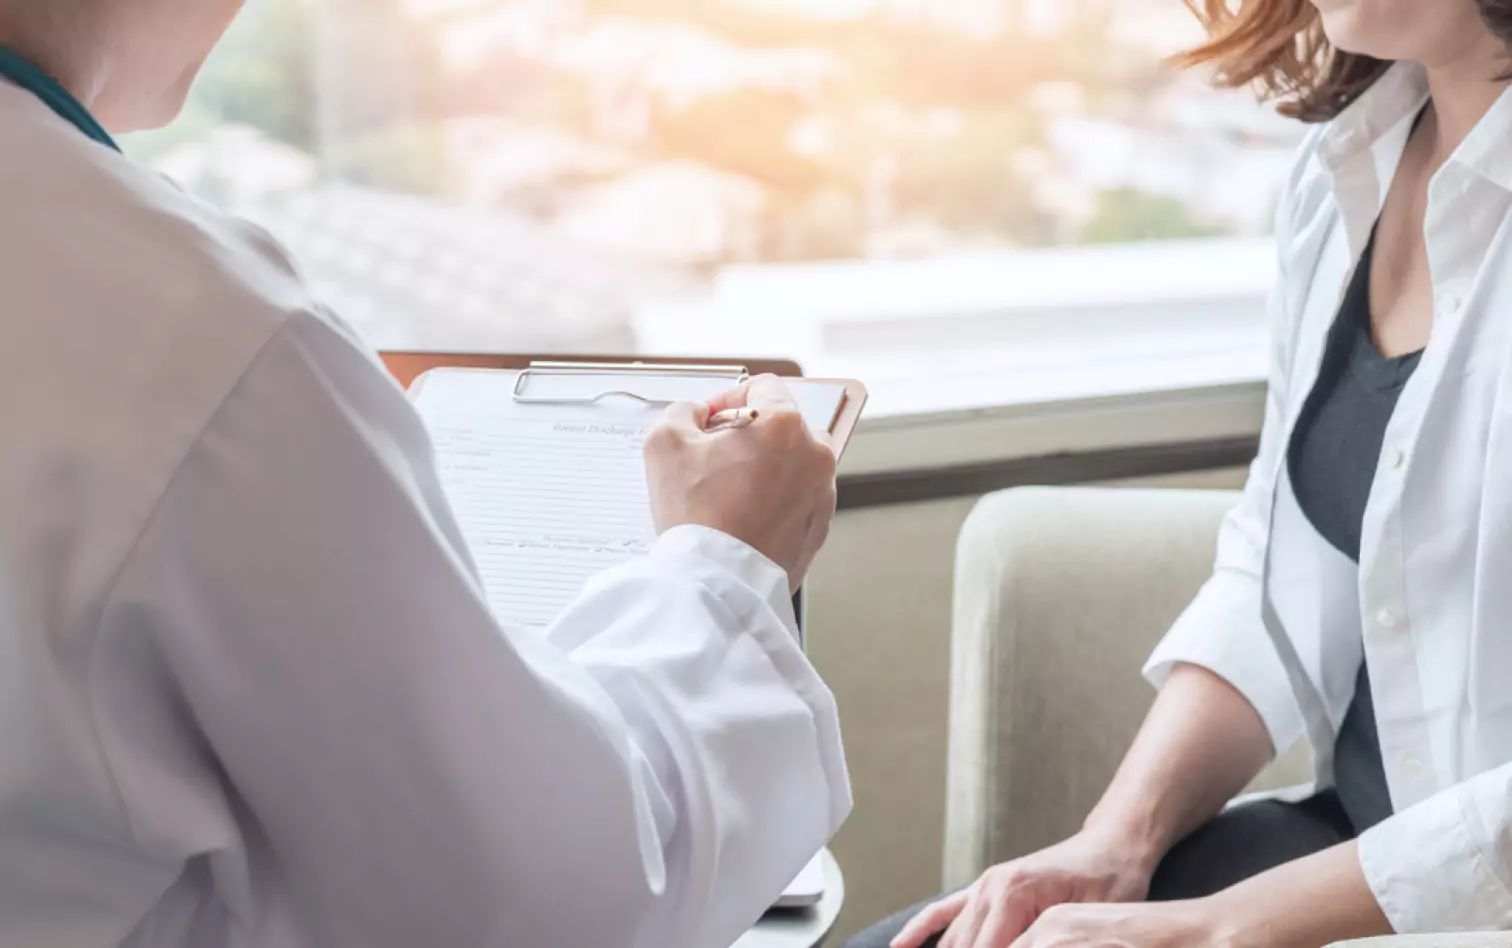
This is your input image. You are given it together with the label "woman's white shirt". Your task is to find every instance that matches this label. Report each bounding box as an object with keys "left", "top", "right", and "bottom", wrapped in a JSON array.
[
  {"left": 1149, "top": 62, "right": 1512, "bottom": 932},
  {"left": 0, "top": 82, "right": 850, "bottom": 948}
]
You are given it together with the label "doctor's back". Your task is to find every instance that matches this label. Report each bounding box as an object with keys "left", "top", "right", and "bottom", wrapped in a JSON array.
[{"left": 0, "top": 9, "right": 851, "bottom": 948}]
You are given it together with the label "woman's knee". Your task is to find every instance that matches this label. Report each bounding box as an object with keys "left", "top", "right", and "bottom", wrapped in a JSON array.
[{"left": 1148, "top": 795, "right": 1352, "bottom": 901}]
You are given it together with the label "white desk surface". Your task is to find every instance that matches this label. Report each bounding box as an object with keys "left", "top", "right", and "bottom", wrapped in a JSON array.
[{"left": 734, "top": 849, "right": 845, "bottom": 948}]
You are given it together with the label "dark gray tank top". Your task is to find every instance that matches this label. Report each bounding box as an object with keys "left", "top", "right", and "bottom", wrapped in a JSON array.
[{"left": 1286, "top": 228, "right": 1421, "bottom": 833}]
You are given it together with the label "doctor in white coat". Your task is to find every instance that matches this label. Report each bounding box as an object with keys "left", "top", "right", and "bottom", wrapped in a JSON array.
[{"left": 0, "top": 2, "right": 851, "bottom": 947}]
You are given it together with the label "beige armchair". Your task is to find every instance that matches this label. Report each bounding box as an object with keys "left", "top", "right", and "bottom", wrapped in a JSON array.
[{"left": 944, "top": 487, "right": 1512, "bottom": 948}]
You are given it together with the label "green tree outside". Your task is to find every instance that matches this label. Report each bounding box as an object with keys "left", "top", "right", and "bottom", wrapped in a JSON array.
[{"left": 1080, "top": 188, "right": 1224, "bottom": 244}]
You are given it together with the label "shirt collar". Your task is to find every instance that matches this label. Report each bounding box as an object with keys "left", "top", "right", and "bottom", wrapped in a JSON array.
[
  {"left": 1317, "top": 61, "right": 1429, "bottom": 174},
  {"left": 1320, "top": 60, "right": 1512, "bottom": 194},
  {"left": 1450, "top": 79, "right": 1512, "bottom": 193}
]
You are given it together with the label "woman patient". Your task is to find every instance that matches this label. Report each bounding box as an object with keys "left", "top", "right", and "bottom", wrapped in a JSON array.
[{"left": 848, "top": 0, "right": 1512, "bottom": 945}]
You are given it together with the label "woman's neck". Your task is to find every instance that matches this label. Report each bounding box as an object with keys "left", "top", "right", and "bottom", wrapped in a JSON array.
[{"left": 1420, "top": 38, "right": 1511, "bottom": 161}]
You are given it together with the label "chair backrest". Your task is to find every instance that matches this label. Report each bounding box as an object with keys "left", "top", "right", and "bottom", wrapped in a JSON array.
[{"left": 942, "top": 486, "right": 1311, "bottom": 888}]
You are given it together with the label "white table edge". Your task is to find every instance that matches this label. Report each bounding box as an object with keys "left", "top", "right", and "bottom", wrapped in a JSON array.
[{"left": 734, "top": 849, "right": 845, "bottom": 948}]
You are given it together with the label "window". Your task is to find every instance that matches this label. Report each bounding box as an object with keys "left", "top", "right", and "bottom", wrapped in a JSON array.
[{"left": 126, "top": 0, "right": 1300, "bottom": 415}]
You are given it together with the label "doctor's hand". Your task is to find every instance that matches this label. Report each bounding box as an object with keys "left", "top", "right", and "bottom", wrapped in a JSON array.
[
  {"left": 891, "top": 829, "right": 1158, "bottom": 948},
  {"left": 645, "top": 375, "right": 838, "bottom": 592}
]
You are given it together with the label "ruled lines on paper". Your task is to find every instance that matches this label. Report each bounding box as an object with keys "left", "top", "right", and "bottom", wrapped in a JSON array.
[
  {"left": 430, "top": 417, "right": 657, "bottom": 629},
  {"left": 413, "top": 368, "right": 846, "bottom": 631}
]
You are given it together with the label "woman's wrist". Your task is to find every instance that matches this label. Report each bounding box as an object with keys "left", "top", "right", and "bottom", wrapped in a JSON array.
[
  {"left": 1186, "top": 841, "right": 1391, "bottom": 948},
  {"left": 1185, "top": 892, "right": 1261, "bottom": 948},
  {"left": 1078, "top": 809, "right": 1169, "bottom": 880}
]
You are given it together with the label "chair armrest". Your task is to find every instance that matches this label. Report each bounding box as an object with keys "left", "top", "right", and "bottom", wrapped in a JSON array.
[{"left": 943, "top": 487, "right": 1243, "bottom": 888}]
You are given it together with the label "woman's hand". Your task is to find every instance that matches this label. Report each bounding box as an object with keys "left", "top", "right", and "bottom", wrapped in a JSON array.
[
  {"left": 892, "top": 828, "right": 1160, "bottom": 948},
  {"left": 887, "top": 664, "right": 1278, "bottom": 948},
  {"left": 1011, "top": 900, "right": 1223, "bottom": 948}
]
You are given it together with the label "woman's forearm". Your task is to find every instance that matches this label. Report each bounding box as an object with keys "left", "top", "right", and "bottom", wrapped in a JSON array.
[
  {"left": 1208, "top": 840, "right": 1392, "bottom": 947},
  {"left": 1084, "top": 664, "right": 1394, "bottom": 946},
  {"left": 1082, "top": 663, "right": 1276, "bottom": 869}
]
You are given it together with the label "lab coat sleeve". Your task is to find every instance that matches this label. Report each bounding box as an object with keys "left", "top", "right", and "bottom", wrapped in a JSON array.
[
  {"left": 104, "top": 309, "right": 851, "bottom": 948},
  {"left": 1141, "top": 140, "right": 1320, "bottom": 758},
  {"left": 1357, "top": 763, "right": 1512, "bottom": 932}
]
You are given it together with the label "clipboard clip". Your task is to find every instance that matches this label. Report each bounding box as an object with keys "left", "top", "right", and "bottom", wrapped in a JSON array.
[{"left": 511, "top": 361, "right": 750, "bottom": 405}]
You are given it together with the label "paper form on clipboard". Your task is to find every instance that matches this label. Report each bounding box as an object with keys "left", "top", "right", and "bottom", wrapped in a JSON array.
[{"left": 410, "top": 366, "right": 856, "bottom": 631}]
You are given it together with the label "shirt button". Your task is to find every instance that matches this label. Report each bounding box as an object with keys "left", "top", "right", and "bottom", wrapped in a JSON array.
[
  {"left": 1401, "top": 754, "right": 1425, "bottom": 775},
  {"left": 1376, "top": 608, "right": 1403, "bottom": 630},
  {"left": 1387, "top": 447, "right": 1406, "bottom": 471},
  {"left": 1438, "top": 290, "right": 1462, "bottom": 314}
]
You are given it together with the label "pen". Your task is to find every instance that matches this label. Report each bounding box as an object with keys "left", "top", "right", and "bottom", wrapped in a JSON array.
[{"left": 707, "top": 407, "right": 760, "bottom": 432}]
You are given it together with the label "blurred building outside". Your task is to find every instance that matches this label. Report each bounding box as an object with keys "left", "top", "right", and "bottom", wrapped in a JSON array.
[{"left": 127, "top": 0, "right": 1296, "bottom": 396}]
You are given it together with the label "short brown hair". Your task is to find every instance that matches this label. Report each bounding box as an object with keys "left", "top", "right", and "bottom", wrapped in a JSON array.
[{"left": 1175, "top": 0, "right": 1512, "bottom": 123}]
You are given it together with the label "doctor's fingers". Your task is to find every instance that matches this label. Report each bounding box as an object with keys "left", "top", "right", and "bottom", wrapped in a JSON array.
[
  {"left": 657, "top": 400, "right": 713, "bottom": 437},
  {"left": 741, "top": 374, "right": 800, "bottom": 412},
  {"left": 807, "top": 480, "right": 837, "bottom": 545},
  {"left": 706, "top": 377, "right": 757, "bottom": 414},
  {"left": 786, "top": 493, "right": 837, "bottom": 593},
  {"left": 706, "top": 374, "right": 798, "bottom": 415}
]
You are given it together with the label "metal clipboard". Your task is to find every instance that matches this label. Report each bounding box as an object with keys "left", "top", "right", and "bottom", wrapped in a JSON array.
[
  {"left": 510, "top": 361, "right": 749, "bottom": 406},
  {"left": 392, "top": 353, "right": 870, "bottom": 644},
  {"left": 379, "top": 352, "right": 801, "bottom": 391},
  {"left": 391, "top": 353, "right": 868, "bottom": 459}
]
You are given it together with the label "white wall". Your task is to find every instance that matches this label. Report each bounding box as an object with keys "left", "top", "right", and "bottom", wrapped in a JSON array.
[{"left": 806, "top": 468, "right": 1247, "bottom": 943}]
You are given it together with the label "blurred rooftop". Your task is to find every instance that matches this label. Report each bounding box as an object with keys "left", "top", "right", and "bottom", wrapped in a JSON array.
[{"left": 238, "top": 183, "right": 698, "bottom": 352}]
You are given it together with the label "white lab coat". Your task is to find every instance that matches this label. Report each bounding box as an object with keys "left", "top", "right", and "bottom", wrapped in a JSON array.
[
  {"left": 0, "top": 81, "right": 850, "bottom": 948},
  {"left": 1148, "top": 62, "right": 1512, "bottom": 932}
]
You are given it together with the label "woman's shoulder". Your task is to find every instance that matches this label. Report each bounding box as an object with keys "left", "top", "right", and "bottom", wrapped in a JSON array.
[
  {"left": 1274, "top": 123, "right": 1338, "bottom": 252},
  {"left": 1260, "top": 122, "right": 1350, "bottom": 358}
]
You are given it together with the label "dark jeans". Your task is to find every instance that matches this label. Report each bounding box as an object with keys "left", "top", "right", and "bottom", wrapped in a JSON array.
[{"left": 841, "top": 791, "right": 1357, "bottom": 948}]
